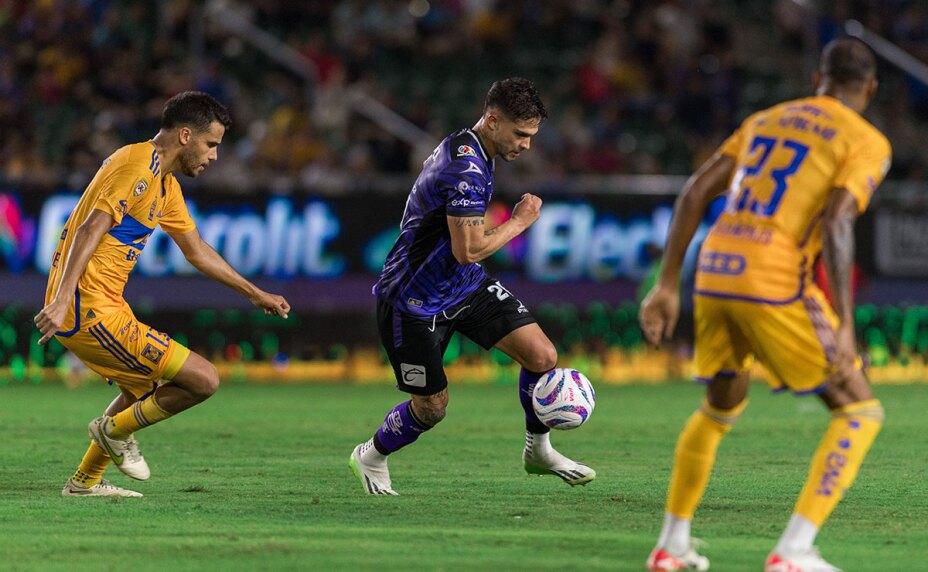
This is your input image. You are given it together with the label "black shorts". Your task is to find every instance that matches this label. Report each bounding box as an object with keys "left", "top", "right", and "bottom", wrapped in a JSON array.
[{"left": 377, "top": 277, "right": 537, "bottom": 395}]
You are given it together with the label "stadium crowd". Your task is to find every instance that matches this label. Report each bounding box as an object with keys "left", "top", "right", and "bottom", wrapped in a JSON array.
[{"left": 2, "top": 0, "right": 928, "bottom": 190}]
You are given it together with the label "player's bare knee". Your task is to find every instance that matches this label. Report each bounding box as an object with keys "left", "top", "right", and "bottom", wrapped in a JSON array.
[
  {"left": 526, "top": 342, "right": 557, "bottom": 373},
  {"left": 187, "top": 361, "right": 220, "bottom": 401},
  {"left": 411, "top": 392, "right": 448, "bottom": 426},
  {"left": 200, "top": 362, "right": 221, "bottom": 397}
]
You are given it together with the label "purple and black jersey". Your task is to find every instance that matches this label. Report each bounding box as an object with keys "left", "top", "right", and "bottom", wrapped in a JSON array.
[{"left": 374, "top": 129, "right": 495, "bottom": 316}]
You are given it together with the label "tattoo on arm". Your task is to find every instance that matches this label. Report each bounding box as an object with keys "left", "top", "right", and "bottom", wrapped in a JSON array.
[
  {"left": 454, "top": 217, "right": 485, "bottom": 228},
  {"left": 483, "top": 226, "right": 499, "bottom": 237}
]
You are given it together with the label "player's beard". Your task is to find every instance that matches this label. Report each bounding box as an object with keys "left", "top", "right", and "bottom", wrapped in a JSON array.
[{"left": 180, "top": 148, "right": 201, "bottom": 177}]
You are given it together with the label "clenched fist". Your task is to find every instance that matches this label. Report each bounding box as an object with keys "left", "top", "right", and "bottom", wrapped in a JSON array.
[{"left": 512, "top": 193, "right": 542, "bottom": 228}]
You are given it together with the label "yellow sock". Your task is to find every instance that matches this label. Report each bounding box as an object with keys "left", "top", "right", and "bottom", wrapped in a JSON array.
[
  {"left": 108, "top": 394, "right": 173, "bottom": 439},
  {"left": 794, "top": 399, "right": 883, "bottom": 526},
  {"left": 71, "top": 441, "right": 110, "bottom": 487},
  {"left": 666, "top": 399, "right": 748, "bottom": 519}
]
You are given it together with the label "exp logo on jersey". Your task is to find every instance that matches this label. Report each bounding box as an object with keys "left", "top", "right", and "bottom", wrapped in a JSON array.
[
  {"left": 456, "top": 145, "right": 477, "bottom": 158},
  {"left": 450, "top": 198, "right": 484, "bottom": 208}
]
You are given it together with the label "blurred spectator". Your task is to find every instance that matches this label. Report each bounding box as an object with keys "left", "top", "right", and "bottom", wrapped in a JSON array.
[{"left": 2, "top": 0, "right": 928, "bottom": 189}]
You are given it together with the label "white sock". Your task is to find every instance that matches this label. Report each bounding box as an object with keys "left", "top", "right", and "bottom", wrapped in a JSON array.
[
  {"left": 358, "top": 438, "right": 387, "bottom": 464},
  {"left": 525, "top": 431, "right": 552, "bottom": 456},
  {"left": 774, "top": 514, "right": 818, "bottom": 554},
  {"left": 657, "top": 512, "right": 691, "bottom": 555}
]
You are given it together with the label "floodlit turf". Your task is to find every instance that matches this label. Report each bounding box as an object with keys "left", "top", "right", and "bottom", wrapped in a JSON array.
[{"left": 0, "top": 381, "right": 925, "bottom": 571}]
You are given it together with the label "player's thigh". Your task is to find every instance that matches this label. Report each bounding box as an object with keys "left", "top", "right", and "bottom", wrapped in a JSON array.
[
  {"left": 455, "top": 277, "right": 539, "bottom": 353},
  {"left": 56, "top": 311, "right": 184, "bottom": 399},
  {"left": 376, "top": 298, "right": 449, "bottom": 396},
  {"left": 494, "top": 323, "right": 557, "bottom": 373},
  {"left": 167, "top": 350, "right": 219, "bottom": 396},
  {"left": 692, "top": 295, "right": 751, "bottom": 384}
]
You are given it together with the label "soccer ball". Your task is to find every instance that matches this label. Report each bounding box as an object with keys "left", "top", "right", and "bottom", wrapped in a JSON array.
[{"left": 532, "top": 368, "right": 596, "bottom": 430}]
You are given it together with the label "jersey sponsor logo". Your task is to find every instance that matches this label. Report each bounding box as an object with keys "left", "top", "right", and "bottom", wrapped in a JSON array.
[
  {"left": 147, "top": 200, "right": 157, "bottom": 221},
  {"left": 450, "top": 198, "right": 484, "bottom": 208},
  {"left": 460, "top": 162, "right": 483, "bottom": 176},
  {"left": 132, "top": 179, "right": 148, "bottom": 197},
  {"left": 456, "top": 144, "right": 477, "bottom": 158},
  {"left": 456, "top": 181, "right": 485, "bottom": 195},
  {"left": 400, "top": 363, "right": 427, "bottom": 387},
  {"left": 407, "top": 297, "right": 423, "bottom": 307},
  {"left": 141, "top": 343, "right": 164, "bottom": 364},
  {"left": 698, "top": 251, "right": 746, "bottom": 275}
]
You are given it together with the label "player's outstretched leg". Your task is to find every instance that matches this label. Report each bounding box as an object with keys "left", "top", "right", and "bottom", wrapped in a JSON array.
[
  {"left": 648, "top": 372, "right": 748, "bottom": 572},
  {"left": 497, "top": 324, "right": 595, "bottom": 486},
  {"left": 350, "top": 390, "right": 444, "bottom": 496},
  {"left": 64, "top": 387, "right": 143, "bottom": 497},
  {"left": 88, "top": 351, "right": 219, "bottom": 480},
  {"left": 765, "top": 372, "right": 882, "bottom": 572}
]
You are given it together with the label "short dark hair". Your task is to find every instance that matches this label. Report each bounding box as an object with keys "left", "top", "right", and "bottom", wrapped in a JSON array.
[
  {"left": 820, "top": 37, "right": 877, "bottom": 86},
  {"left": 161, "top": 91, "right": 231, "bottom": 132},
  {"left": 484, "top": 77, "right": 547, "bottom": 123}
]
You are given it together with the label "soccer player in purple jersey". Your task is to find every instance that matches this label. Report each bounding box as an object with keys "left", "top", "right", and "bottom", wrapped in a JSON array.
[{"left": 349, "top": 78, "right": 595, "bottom": 495}]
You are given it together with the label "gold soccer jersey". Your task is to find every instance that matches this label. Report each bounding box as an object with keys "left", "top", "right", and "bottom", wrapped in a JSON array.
[
  {"left": 46, "top": 142, "right": 195, "bottom": 395},
  {"left": 693, "top": 95, "right": 891, "bottom": 392}
]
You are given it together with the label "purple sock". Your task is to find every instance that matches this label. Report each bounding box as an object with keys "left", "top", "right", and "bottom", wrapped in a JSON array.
[
  {"left": 373, "top": 401, "right": 430, "bottom": 455},
  {"left": 519, "top": 368, "right": 550, "bottom": 434}
]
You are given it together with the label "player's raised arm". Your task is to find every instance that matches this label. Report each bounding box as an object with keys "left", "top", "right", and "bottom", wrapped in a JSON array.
[
  {"left": 638, "top": 151, "right": 736, "bottom": 346},
  {"left": 168, "top": 227, "right": 290, "bottom": 319},
  {"left": 448, "top": 193, "right": 540, "bottom": 264},
  {"left": 33, "top": 209, "right": 114, "bottom": 344}
]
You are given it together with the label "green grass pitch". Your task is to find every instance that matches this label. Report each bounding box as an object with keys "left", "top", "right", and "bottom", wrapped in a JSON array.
[{"left": 1, "top": 381, "right": 925, "bottom": 570}]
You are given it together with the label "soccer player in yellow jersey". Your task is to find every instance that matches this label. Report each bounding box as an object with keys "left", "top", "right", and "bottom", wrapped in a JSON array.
[
  {"left": 639, "top": 39, "right": 890, "bottom": 571},
  {"left": 34, "top": 92, "right": 291, "bottom": 497}
]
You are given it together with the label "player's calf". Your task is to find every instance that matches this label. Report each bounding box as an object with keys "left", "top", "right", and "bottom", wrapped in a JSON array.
[{"left": 349, "top": 390, "right": 445, "bottom": 495}]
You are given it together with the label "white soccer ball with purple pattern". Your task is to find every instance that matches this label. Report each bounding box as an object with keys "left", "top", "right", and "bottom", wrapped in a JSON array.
[{"left": 532, "top": 368, "right": 596, "bottom": 430}]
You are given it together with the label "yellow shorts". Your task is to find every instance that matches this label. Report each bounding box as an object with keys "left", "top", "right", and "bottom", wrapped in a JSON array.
[
  {"left": 57, "top": 309, "right": 190, "bottom": 398},
  {"left": 693, "top": 284, "right": 852, "bottom": 395}
]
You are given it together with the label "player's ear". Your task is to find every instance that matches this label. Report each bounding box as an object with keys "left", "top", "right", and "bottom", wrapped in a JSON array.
[
  {"left": 178, "top": 127, "right": 191, "bottom": 145},
  {"left": 486, "top": 111, "right": 499, "bottom": 132},
  {"left": 866, "top": 77, "right": 878, "bottom": 101}
]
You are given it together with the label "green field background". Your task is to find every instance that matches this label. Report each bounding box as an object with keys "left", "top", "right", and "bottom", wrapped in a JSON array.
[{"left": 1, "top": 382, "right": 925, "bottom": 570}]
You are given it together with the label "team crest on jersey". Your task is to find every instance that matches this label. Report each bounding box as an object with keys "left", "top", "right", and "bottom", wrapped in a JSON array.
[
  {"left": 141, "top": 343, "right": 164, "bottom": 364},
  {"left": 133, "top": 179, "right": 148, "bottom": 196},
  {"left": 456, "top": 144, "right": 477, "bottom": 158}
]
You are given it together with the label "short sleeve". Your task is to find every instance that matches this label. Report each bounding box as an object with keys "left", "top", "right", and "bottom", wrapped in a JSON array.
[
  {"left": 718, "top": 126, "right": 745, "bottom": 158},
  {"left": 92, "top": 161, "right": 152, "bottom": 225},
  {"left": 159, "top": 177, "right": 197, "bottom": 234},
  {"left": 442, "top": 157, "right": 490, "bottom": 217},
  {"left": 834, "top": 134, "right": 892, "bottom": 213}
]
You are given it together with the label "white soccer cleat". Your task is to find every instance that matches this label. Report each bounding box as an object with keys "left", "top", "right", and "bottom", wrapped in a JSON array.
[
  {"left": 647, "top": 542, "right": 710, "bottom": 571},
  {"left": 522, "top": 432, "right": 596, "bottom": 486},
  {"left": 61, "top": 478, "right": 143, "bottom": 498},
  {"left": 349, "top": 442, "right": 398, "bottom": 496},
  {"left": 765, "top": 548, "right": 842, "bottom": 572},
  {"left": 87, "top": 416, "right": 150, "bottom": 481}
]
